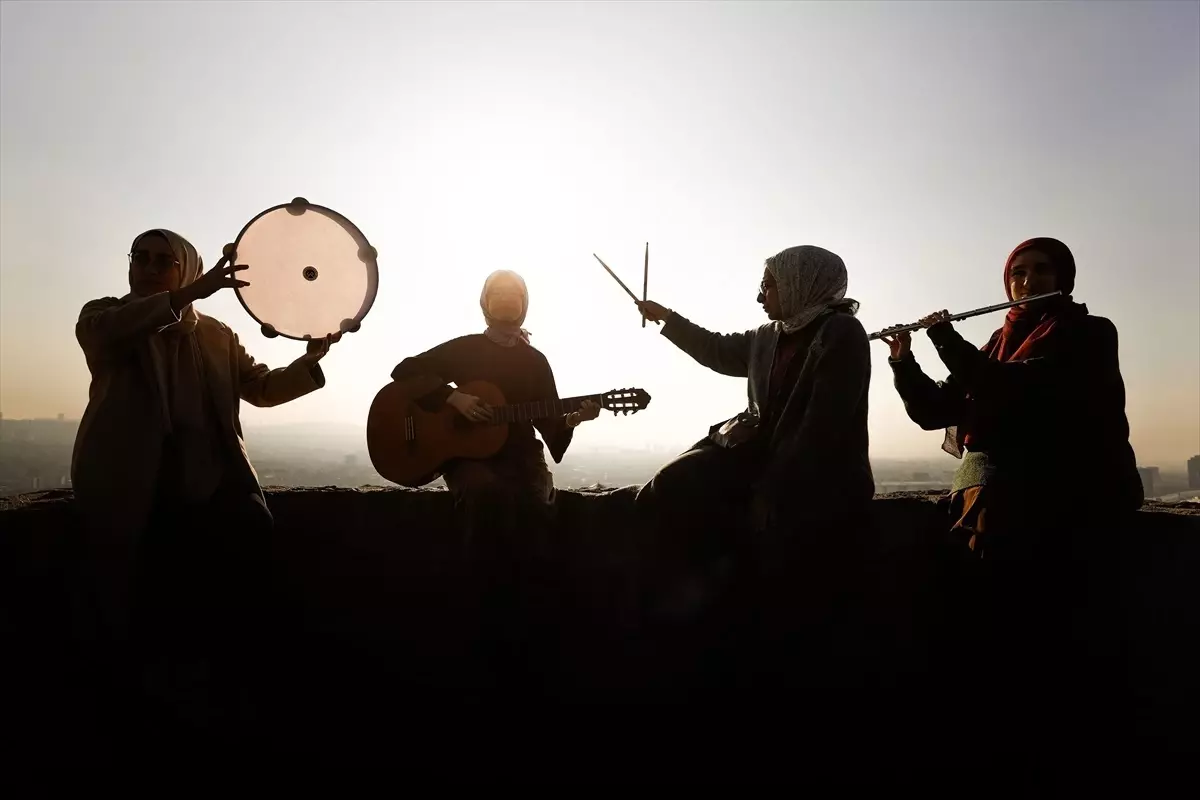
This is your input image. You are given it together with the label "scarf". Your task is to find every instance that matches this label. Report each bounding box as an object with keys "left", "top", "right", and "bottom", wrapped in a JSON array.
[
  {"left": 130, "top": 229, "right": 229, "bottom": 503},
  {"left": 766, "top": 245, "right": 858, "bottom": 334},
  {"left": 949, "top": 237, "right": 1087, "bottom": 454},
  {"left": 985, "top": 237, "right": 1081, "bottom": 362},
  {"left": 481, "top": 269, "right": 532, "bottom": 347}
]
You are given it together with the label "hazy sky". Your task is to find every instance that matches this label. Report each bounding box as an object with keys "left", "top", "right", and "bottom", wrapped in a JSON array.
[{"left": 2, "top": 0, "right": 1198, "bottom": 467}]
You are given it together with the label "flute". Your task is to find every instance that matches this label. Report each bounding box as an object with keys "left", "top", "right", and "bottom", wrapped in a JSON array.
[{"left": 867, "top": 290, "right": 1063, "bottom": 341}]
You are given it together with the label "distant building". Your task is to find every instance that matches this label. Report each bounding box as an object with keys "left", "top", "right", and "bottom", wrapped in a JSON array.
[
  {"left": 1138, "top": 466, "right": 1160, "bottom": 498},
  {"left": 1189, "top": 455, "right": 1200, "bottom": 490}
]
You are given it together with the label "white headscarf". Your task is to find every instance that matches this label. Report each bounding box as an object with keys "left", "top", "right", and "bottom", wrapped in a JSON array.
[
  {"left": 765, "top": 245, "right": 856, "bottom": 334},
  {"left": 129, "top": 229, "right": 205, "bottom": 334},
  {"left": 126, "top": 231, "right": 206, "bottom": 416},
  {"left": 129, "top": 229, "right": 225, "bottom": 501},
  {"left": 480, "top": 269, "right": 531, "bottom": 347}
]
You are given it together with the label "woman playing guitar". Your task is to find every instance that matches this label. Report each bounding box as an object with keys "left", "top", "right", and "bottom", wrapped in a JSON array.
[{"left": 388, "top": 270, "right": 601, "bottom": 548}]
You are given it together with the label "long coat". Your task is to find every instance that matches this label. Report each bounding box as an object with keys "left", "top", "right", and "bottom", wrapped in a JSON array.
[
  {"left": 662, "top": 309, "right": 875, "bottom": 528},
  {"left": 71, "top": 291, "right": 325, "bottom": 536}
]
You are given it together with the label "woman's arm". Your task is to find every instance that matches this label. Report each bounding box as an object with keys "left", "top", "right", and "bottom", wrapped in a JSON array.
[
  {"left": 926, "top": 317, "right": 1112, "bottom": 397},
  {"left": 660, "top": 313, "right": 755, "bottom": 378},
  {"left": 888, "top": 353, "right": 967, "bottom": 431},
  {"left": 75, "top": 294, "right": 182, "bottom": 358},
  {"left": 237, "top": 334, "right": 325, "bottom": 408},
  {"left": 531, "top": 354, "right": 574, "bottom": 464},
  {"left": 389, "top": 337, "right": 472, "bottom": 405}
]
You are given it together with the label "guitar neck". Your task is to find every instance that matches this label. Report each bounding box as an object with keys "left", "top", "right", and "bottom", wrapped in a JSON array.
[{"left": 494, "top": 394, "right": 601, "bottom": 424}]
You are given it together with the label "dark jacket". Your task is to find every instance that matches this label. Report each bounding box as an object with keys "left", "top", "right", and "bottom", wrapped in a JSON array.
[
  {"left": 662, "top": 309, "right": 875, "bottom": 527},
  {"left": 390, "top": 334, "right": 573, "bottom": 467},
  {"left": 890, "top": 313, "right": 1143, "bottom": 511}
]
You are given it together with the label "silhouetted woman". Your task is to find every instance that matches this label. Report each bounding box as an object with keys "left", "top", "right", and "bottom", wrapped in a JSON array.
[
  {"left": 388, "top": 270, "right": 601, "bottom": 689},
  {"left": 879, "top": 236, "right": 1141, "bottom": 748},
  {"left": 389, "top": 269, "right": 601, "bottom": 544},
  {"left": 636, "top": 245, "right": 875, "bottom": 692},
  {"left": 881, "top": 237, "right": 1141, "bottom": 558},
  {"left": 73, "top": 229, "right": 338, "bottom": 681},
  {"left": 637, "top": 245, "right": 874, "bottom": 549}
]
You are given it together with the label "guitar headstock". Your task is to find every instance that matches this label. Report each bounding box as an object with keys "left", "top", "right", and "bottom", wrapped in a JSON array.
[{"left": 600, "top": 387, "right": 651, "bottom": 416}]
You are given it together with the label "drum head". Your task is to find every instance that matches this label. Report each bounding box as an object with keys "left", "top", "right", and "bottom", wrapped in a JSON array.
[{"left": 229, "top": 198, "right": 378, "bottom": 341}]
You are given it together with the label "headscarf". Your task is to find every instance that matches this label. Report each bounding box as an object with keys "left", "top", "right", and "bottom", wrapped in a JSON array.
[
  {"left": 128, "top": 229, "right": 226, "bottom": 502},
  {"left": 949, "top": 237, "right": 1088, "bottom": 456},
  {"left": 129, "top": 228, "right": 205, "bottom": 335},
  {"left": 481, "top": 269, "right": 531, "bottom": 347},
  {"left": 983, "top": 237, "right": 1084, "bottom": 363},
  {"left": 765, "top": 245, "right": 858, "bottom": 334},
  {"left": 126, "top": 230, "right": 208, "bottom": 423}
]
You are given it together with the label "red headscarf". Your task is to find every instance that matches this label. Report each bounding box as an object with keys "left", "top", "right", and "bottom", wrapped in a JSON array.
[
  {"left": 955, "top": 238, "right": 1087, "bottom": 453},
  {"left": 981, "top": 237, "right": 1084, "bottom": 363}
]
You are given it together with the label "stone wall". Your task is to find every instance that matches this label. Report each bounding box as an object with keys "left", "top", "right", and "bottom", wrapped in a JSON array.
[{"left": 2, "top": 487, "right": 1197, "bottom": 765}]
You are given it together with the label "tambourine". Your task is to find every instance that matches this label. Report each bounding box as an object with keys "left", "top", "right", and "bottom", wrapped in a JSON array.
[{"left": 225, "top": 197, "right": 379, "bottom": 341}]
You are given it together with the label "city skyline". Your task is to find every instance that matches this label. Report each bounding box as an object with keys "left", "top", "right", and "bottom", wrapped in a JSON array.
[{"left": 3, "top": 415, "right": 1196, "bottom": 501}]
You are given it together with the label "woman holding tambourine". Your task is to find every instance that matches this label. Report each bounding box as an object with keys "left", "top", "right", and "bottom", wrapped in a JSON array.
[{"left": 72, "top": 228, "right": 339, "bottom": 662}]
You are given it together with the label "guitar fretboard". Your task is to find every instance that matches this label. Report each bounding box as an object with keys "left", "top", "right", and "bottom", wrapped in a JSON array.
[{"left": 490, "top": 394, "right": 603, "bottom": 424}]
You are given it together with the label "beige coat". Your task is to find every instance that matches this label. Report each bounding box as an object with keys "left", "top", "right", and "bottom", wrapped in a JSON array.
[{"left": 72, "top": 291, "right": 324, "bottom": 536}]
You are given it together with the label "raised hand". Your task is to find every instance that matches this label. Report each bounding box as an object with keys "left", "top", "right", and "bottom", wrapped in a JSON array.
[
  {"left": 878, "top": 329, "right": 912, "bottom": 360},
  {"left": 188, "top": 257, "right": 250, "bottom": 301},
  {"left": 635, "top": 300, "right": 671, "bottom": 325}
]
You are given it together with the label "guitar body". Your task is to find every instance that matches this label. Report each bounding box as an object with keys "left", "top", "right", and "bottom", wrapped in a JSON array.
[{"left": 367, "top": 379, "right": 510, "bottom": 488}]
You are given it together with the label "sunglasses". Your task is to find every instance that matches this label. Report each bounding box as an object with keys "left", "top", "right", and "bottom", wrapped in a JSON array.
[{"left": 128, "top": 249, "right": 180, "bottom": 272}]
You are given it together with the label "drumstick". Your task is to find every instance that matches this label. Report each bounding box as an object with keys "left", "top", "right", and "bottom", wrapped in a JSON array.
[
  {"left": 641, "top": 242, "right": 649, "bottom": 328},
  {"left": 592, "top": 254, "right": 640, "bottom": 303}
]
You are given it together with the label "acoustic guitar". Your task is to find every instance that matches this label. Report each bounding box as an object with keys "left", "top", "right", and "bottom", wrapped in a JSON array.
[{"left": 366, "top": 378, "right": 652, "bottom": 487}]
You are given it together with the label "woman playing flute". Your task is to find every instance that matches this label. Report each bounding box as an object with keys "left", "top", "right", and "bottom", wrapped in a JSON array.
[
  {"left": 880, "top": 237, "right": 1141, "bottom": 552},
  {"left": 878, "top": 236, "right": 1141, "bottom": 746}
]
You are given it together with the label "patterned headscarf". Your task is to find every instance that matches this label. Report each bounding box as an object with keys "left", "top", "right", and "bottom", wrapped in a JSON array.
[
  {"left": 480, "top": 269, "right": 531, "bottom": 347},
  {"left": 765, "top": 245, "right": 856, "bottom": 334}
]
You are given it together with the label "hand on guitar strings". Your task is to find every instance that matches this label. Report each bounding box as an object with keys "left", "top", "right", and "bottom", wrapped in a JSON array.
[
  {"left": 567, "top": 399, "right": 602, "bottom": 428},
  {"left": 635, "top": 300, "right": 671, "bottom": 325},
  {"left": 301, "top": 332, "right": 342, "bottom": 366},
  {"left": 447, "top": 390, "right": 493, "bottom": 423}
]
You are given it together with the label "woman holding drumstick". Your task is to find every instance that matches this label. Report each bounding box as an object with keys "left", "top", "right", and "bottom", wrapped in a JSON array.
[{"left": 635, "top": 246, "right": 874, "bottom": 691}]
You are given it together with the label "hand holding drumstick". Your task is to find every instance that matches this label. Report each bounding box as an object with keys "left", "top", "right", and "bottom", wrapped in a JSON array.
[{"left": 635, "top": 300, "right": 671, "bottom": 325}]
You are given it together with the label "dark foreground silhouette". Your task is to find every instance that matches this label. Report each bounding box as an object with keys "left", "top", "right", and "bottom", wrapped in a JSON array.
[{"left": 2, "top": 487, "right": 1197, "bottom": 774}]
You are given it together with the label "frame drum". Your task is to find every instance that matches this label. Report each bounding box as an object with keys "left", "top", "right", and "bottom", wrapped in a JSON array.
[{"left": 227, "top": 197, "right": 379, "bottom": 340}]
